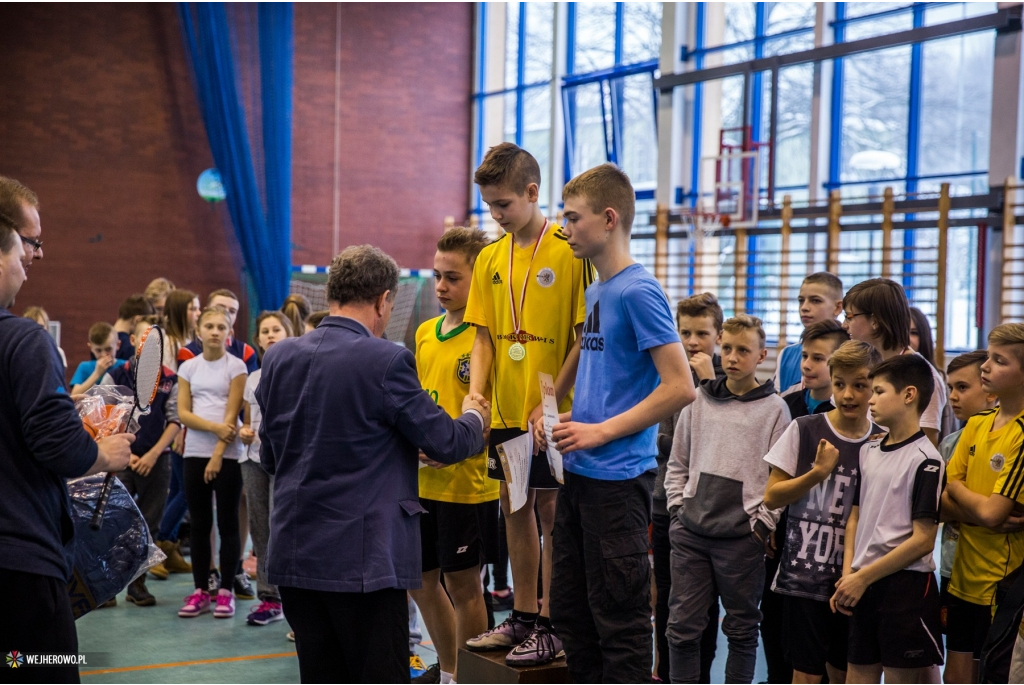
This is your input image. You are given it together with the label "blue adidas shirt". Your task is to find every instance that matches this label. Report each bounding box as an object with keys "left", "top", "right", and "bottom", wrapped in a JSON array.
[{"left": 567, "top": 263, "right": 680, "bottom": 481}]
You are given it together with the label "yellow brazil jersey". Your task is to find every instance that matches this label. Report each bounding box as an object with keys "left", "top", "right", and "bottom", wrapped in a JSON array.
[
  {"left": 464, "top": 223, "right": 594, "bottom": 430},
  {"left": 415, "top": 315, "right": 499, "bottom": 504},
  {"left": 948, "top": 408, "right": 1024, "bottom": 606}
]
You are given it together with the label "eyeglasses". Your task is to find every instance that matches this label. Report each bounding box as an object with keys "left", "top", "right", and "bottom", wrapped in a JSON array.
[
  {"left": 843, "top": 312, "right": 870, "bottom": 323},
  {"left": 19, "top": 234, "right": 43, "bottom": 253}
]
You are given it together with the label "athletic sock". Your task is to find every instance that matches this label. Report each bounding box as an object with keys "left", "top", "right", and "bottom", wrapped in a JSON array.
[
  {"left": 536, "top": 615, "right": 552, "bottom": 629},
  {"left": 511, "top": 609, "right": 538, "bottom": 624},
  {"left": 440, "top": 671, "right": 454, "bottom": 684}
]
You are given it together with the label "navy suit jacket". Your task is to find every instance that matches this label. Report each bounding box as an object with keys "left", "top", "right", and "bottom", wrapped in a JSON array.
[{"left": 257, "top": 316, "right": 485, "bottom": 592}]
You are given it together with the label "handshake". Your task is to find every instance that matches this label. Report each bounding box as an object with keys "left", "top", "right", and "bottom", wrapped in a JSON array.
[{"left": 462, "top": 392, "right": 492, "bottom": 437}]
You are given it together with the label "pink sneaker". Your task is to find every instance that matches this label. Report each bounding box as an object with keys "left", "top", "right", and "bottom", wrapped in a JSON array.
[
  {"left": 178, "top": 589, "right": 211, "bottom": 618},
  {"left": 214, "top": 588, "right": 235, "bottom": 618}
]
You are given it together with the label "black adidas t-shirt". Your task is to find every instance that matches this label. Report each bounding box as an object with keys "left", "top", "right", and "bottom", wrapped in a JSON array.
[{"left": 764, "top": 413, "right": 879, "bottom": 601}]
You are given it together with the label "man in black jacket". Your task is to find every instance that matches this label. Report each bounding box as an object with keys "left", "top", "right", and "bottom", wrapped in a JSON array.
[{"left": 0, "top": 202, "right": 133, "bottom": 683}]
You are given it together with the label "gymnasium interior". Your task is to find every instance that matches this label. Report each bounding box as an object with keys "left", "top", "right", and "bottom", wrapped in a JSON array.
[{"left": 0, "top": 1, "right": 1018, "bottom": 683}]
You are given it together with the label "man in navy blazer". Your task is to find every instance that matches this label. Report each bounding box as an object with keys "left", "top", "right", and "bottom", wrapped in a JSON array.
[{"left": 258, "top": 245, "right": 490, "bottom": 684}]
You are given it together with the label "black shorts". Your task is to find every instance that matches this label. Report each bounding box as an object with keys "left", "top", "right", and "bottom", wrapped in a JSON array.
[
  {"left": 420, "top": 498, "right": 499, "bottom": 574},
  {"left": 848, "top": 570, "right": 944, "bottom": 669},
  {"left": 944, "top": 593, "right": 992, "bottom": 658},
  {"left": 486, "top": 427, "right": 560, "bottom": 490},
  {"left": 782, "top": 594, "right": 849, "bottom": 676}
]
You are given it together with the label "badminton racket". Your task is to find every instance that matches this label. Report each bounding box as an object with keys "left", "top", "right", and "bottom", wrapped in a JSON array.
[{"left": 90, "top": 325, "right": 165, "bottom": 530}]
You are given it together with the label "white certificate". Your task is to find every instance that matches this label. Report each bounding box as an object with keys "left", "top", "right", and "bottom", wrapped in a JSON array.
[
  {"left": 496, "top": 431, "right": 533, "bottom": 513},
  {"left": 538, "top": 372, "right": 564, "bottom": 484}
]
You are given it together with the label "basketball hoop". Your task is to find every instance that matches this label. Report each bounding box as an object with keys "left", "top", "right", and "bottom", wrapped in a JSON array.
[{"left": 680, "top": 209, "right": 725, "bottom": 251}]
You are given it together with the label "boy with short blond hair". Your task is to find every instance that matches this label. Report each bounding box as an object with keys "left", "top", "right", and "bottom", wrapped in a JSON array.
[
  {"left": 410, "top": 226, "right": 497, "bottom": 684},
  {"left": 540, "top": 163, "right": 694, "bottom": 682},
  {"left": 654, "top": 291, "right": 726, "bottom": 683},
  {"left": 666, "top": 313, "right": 791, "bottom": 683},
  {"left": 785, "top": 319, "right": 850, "bottom": 419},
  {"left": 464, "top": 143, "right": 594, "bottom": 665},
  {"left": 762, "top": 340, "right": 881, "bottom": 683},
  {"left": 832, "top": 353, "right": 944, "bottom": 683},
  {"left": 942, "top": 329, "right": 1024, "bottom": 683},
  {"left": 70, "top": 322, "right": 126, "bottom": 394},
  {"left": 776, "top": 272, "right": 844, "bottom": 397}
]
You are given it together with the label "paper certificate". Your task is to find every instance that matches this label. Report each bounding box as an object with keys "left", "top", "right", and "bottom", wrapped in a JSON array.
[
  {"left": 496, "top": 431, "right": 532, "bottom": 513},
  {"left": 538, "top": 372, "right": 564, "bottom": 484}
]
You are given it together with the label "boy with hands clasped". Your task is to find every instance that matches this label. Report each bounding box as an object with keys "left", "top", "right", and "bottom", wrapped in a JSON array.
[
  {"left": 535, "top": 163, "right": 696, "bottom": 682},
  {"left": 831, "top": 354, "right": 944, "bottom": 684},
  {"left": 763, "top": 340, "right": 881, "bottom": 683}
]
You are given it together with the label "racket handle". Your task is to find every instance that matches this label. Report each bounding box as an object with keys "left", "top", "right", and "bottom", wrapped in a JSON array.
[{"left": 89, "top": 471, "right": 117, "bottom": 530}]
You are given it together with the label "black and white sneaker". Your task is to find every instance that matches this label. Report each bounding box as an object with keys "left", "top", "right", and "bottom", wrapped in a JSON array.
[
  {"left": 207, "top": 568, "right": 221, "bottom": 594},
  {"left": 233, "top": 572, "right": 256, "bottom": 599}
]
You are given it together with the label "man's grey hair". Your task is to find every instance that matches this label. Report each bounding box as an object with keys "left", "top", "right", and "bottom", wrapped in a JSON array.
[{"left": 326, "top": 245, "right": 400, "bottom": 306}]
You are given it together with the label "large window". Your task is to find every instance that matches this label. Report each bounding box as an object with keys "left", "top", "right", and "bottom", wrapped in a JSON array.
[
  {"left": 473, "top": 1, "right": 662, "bottom": 229},
  {"left": 475, "top": 3, "right": 555, "bottom": 216}
]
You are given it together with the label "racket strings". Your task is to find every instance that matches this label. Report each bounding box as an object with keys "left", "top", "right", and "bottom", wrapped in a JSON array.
[{"left": 133, "top": 327, "right": 164, "bottom": 411}]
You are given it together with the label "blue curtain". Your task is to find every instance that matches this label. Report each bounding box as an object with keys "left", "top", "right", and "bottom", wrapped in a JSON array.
[{"left": 177, "top": 3, "right": 293, "bottom": 312}]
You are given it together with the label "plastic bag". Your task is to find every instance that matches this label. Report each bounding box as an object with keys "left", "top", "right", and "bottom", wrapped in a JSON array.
[
  {"left": 76, "top": 385, "right": 146, "bottom": 439},
  {"left": 65, "top": 475, "right": 165, "bottom": 620}
]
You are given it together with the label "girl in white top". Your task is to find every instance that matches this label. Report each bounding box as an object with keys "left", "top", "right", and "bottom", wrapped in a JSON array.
[
  {"left": 841, "top": 278, "right": 947, "bottom": 446},
  {"left": 238, "top": 311, "right": 293, "bottom": 627},
  {"left": 176, "top": 306, "right": 248, "bottom": 620}
]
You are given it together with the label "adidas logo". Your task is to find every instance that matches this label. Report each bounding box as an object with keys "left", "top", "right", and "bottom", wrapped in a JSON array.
[
  {"left": 583, "top": 301, "right": 601, "bottom": 334},
  {"left": 492, "top": 272, "right": 503, "bottom": 285},
  {"left": 581, "top": 302, "right": 604, "bottom": 351}
]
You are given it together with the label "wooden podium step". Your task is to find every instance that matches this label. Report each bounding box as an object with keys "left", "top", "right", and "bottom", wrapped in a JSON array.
[{"left": 457, "top": 647, "right": 570, "bottom": 684}]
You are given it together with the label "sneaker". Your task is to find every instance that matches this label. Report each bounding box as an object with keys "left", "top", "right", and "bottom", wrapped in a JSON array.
[
  {"left": 233, "top": 572, "right": 256, "bottom": 600},
  {"left": 126, "top": 578, "right": 156, "bottom": 606},
  {"left": 208, "top": 568, "right": 221, "bottom": 594},
  {"left": 491, "top": 589, "right": 515, "bottom": 612},
  {"left": 286, "top": 631, "right": 296, "bottom": 642},
  {"left": 247, "top": 600, "right": 284, "bottom": 626},
  {"left": 409, "top": 654, "right": 426, "bottom": 678},
  {"left": 178, "top": 589, "right": 211, "bottom": 617},
  {"left": 505, "top": 623, "right": 564, "bottom": 667},
  {"left": 214, "top": 589, "right": 235, "bottom": 618},
  {"left": 156, "top": 539, "right": 192, "bottom": 574},
  {"left": 465, "top": 615, "right": 534, "bottom": 651},
  {"left": 412, "top": 662, "right": 440, "bottom": 683},
  {"left": 148, "top": 561, "right": 169, "bottom": 581}
]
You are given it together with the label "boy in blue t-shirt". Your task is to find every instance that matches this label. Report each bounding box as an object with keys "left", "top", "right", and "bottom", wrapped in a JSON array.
[
  {"left": 535, "top": 164, "right": 696, "bottom": 682},
  {"left": 70, "top": 321, "right": 126, "bottom": 394}
]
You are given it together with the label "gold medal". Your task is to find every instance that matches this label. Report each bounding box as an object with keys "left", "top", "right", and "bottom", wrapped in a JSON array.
[{"left": 506, "top": 219, "right": 548, "bottom": 366}]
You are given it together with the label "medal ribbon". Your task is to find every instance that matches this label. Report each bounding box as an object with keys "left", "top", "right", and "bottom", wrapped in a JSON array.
[{"left": 508, "top": 219, "right": 549, "bottom": 339}]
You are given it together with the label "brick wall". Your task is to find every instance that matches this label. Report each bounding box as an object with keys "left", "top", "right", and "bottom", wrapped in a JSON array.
[{"left": 0, "top": 3, "right": 472, "bottom": 374}]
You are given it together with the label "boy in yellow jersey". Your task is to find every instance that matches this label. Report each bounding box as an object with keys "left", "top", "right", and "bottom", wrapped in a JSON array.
[
  {"left": 464, "top": 143, "right": 594, "bottom": 666},
  {"left": 410, "top": 227, "right": 497, "bottom": 685},
  {"left": 942, "top": 324, "right": 1024, "bottom": 684}
]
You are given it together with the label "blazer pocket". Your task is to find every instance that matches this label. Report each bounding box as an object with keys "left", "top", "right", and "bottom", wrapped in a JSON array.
[
  {"left": 399, "top": 499, "right": 428, "bottom": 517},
  {"left": 599, "top": 532, "right": 650, "bottom": 611}
]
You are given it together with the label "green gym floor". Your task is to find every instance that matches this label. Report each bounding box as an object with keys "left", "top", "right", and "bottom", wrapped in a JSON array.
[{"left": 76, "top": 565, "right": 764, "bottom": 683}]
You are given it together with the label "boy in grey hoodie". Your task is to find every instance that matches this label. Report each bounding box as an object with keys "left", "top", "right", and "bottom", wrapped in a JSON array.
[{"left": 665, "top": 314, "right": 791, "bottom": 683}]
